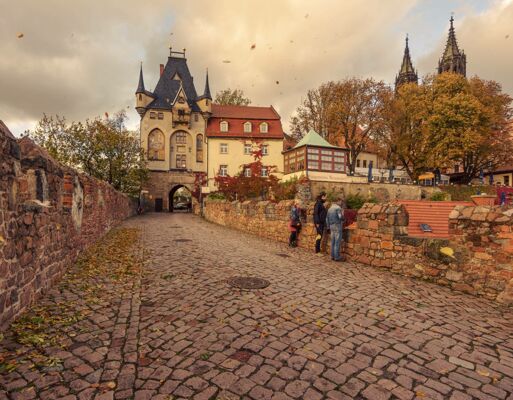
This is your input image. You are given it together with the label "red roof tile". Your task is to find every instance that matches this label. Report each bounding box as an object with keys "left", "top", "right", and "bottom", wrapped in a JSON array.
[
  {"left": 397, "top": 200, "right": 472, "bottom": 239},
  {"left": 207, "top": 104, "right": 284, "bottom": 139}
]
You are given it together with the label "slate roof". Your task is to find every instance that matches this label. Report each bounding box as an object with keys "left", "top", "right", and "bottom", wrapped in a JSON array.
[{"left": 147, "top": 56, "right": 201, "bottom": 112}]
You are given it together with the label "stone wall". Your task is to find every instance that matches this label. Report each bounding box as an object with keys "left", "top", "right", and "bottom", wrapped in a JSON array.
[
  {"left": 0, "top": 128, "right": 136, "bottom": 329},
  {"left": 309, "top": 181, "right": 441, "bottom": 203},
  {"left": 203, "top": 199, "right": 513, "bottom": 304}
]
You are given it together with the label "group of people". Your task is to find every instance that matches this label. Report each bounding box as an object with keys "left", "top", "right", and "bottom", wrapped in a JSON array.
[{"left": 288, "top": 191, "right": 345, "bottom": 261}]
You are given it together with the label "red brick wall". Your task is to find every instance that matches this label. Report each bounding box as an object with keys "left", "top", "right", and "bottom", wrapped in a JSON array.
[
  {"left": 203, "top": 199, "right": 513, "bottom": 304},
  {"left": 0, "top": 129, "right": 136, "bottom": 329}
]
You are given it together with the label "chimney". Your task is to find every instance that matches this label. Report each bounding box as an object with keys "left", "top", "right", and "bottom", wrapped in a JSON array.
[{"left": 160, "top": 64, "right": 164, "bottom": 76}]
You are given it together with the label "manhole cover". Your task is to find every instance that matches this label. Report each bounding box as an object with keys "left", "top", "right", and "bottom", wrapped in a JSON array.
[
  {"left": 174, "top": 239, "right": 192, "bottom": 242},
  {"left": 276, "top": 253, "right": 290, "bottom": 258},
  {"left": 227, "top": 276, "right": 270, "bottom": 290}
]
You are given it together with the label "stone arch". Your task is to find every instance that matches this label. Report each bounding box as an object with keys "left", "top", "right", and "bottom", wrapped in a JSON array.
[
  {"left": 168, "top": 184, "right": 193, "bottom": 212},
  {"left": 148, "top": 129, "right": 165, "bottom": 160}
]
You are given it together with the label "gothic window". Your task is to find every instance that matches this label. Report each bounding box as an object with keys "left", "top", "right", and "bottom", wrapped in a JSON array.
[
  {"left": 259, "top": 122, "right": 268, "bottom": 133},
  {"left": 220, "top": 121, "right": 228, "bottom": 132},
  {"left": 176, "top": 131, "right": 187, "bottom": 144},
  {"left": 196, "top": 134, "right": 203, "bottom": 162},
  {"left": 138, "top": 94, "right": 142, "bottom": 101},
  {"left": 244, "top": 122, "right": 252, "bottom": 133},
  {"left": 194, "top": 113, "right": 199, "bottom": 122},
  {"left": 148, "top": 129, "right": 165, "bottom": 160}
]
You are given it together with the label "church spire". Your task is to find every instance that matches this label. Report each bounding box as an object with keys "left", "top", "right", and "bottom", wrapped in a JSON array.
[
  {"left": 203, "top": 69, "right": 212, "bottom": 100},
  {"left": 395, "top": 34, "right": 418, "bottom": 89},
  {"left": 438, "top": 16, "right": 467, "bottom": 76},
  {"left": 136, "top": 63, "right": 145, "bottom": 94}
]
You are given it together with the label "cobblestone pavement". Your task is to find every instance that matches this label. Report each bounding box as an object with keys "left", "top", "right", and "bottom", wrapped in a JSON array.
[{"left": 2, "top": 213, "right": 513, "bottom": 400}]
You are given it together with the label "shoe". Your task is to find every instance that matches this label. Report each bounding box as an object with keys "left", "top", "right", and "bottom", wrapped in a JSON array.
[{"left": 333, "top": 258, "right": 344, "bottom": 262}]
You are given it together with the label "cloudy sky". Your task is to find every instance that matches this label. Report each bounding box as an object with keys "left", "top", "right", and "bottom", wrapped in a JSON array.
[{"left": 1, "top": 0, "right": 512, "bottom": 136}]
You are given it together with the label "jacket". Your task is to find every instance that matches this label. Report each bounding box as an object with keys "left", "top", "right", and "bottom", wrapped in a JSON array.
[
  {"left": 313, "top": 199, "right": 327, "bottom": 226},
  {"left": 326, "top": 203, "right": 344, "bottom": 229}
]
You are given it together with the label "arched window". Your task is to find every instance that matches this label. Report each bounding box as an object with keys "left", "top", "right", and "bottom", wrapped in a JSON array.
[
  {"left": 259, "top": 122, "right": 268, "bottom": 133},
  {"left": 220, "top": 121, "right": 228, "bottom": 132},
  {"left": 148, "top": 129, "right": 165, "bottom": 160},
  {"left": 196, "top": 134, "right": 203, "bottom": 162},
  {"left": 244, "top": 122, "right": 252, "bottom": 133}
]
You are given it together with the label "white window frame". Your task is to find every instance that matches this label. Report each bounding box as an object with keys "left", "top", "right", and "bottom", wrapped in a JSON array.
[
  {"left": 261, "top": 167, "right": 269, "bottom": 177},
  {"left": 220, "top": 121, "right": 228, "bottom": 132},
  {"left": 261, "top": 145, "right": 269, "bottom": 156},
  {"left": 244, "top": 122, "right": 252, "bottom": 133},
  {"left": 244, "top": 143, "right": 252, "bottom": 155},
  {"left": 244, "top": 167, "right": 252, "bottom": 177},
  {"left": 259, "top": 122, "right": 268, "bottom": 133},
  {"left": 219, "top": 165, "right": 228, "bottom": 177},
  {"left": 220, "top": 143, "right": 228, "bottom": 154}
]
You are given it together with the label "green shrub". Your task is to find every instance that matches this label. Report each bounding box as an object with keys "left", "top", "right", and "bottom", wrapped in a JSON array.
[
  {"left": 273, "top": 178, "right": 298, "bottom": 201},
  {"left": 439, "top": 185, "right": 493, "bottom": 201},
  {"left": 429, "top": 191, "right": 448, "bottom": 201},
  {"left": 206, "top": 192, "right": 226, "bottom": 201},
  {"left": 345, "top": 193, "right": 377, "bottom": 210}
]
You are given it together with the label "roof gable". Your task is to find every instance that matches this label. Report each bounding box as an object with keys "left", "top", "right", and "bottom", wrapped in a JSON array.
[
  {"left": 149, "top": 57, "right": 200, "bottom": 111},
  {"left": 293, "top": 130, "right": 338, "bottom": 149}
]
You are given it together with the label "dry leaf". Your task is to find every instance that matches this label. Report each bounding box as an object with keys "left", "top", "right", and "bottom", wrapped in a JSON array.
[
  {"left": 250, "top": 44, "right": 256, "bottom": 49},
  {"left": 477, "top": 370, "right": 490, "bottom": 377},
  {"left": 17, "top": 32, "right": 24, "bottom": 39}
]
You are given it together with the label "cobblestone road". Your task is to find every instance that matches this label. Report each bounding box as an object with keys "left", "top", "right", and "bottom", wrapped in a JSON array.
[{"left": 2, "top": 213, "right": 513, "bottom": 400}]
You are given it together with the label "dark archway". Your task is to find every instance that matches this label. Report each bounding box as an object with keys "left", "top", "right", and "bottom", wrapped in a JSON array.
[{"left": 168, "top": 185, "right": 192, "bottom": 213}]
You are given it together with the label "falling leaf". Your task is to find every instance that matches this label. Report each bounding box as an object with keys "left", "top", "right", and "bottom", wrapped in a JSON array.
[
  {"left": 222, "top": 60, "right": 231, "bottom": 63},
  {"left": 105, "top": 381, "right": 116, "bottom": 389},
  {"left": 276, "top": 81, "right": 280, "bottom": 85},
  {"left": 440, "top": 247, "right": 455, "bottom": 258},
  {"left": 104, "top": 112, "right": 109, "bottom": 119},
  {"left": 304, "top": 13, "right": 309, "bottom": 18},
  {"left": 250, "top": 44, "right": 256, "bottom": 50},
  {"left": 506, "top": 34, "right": 510, "bottom": 39},
  {"left": 17, "top": 32, "right": 24, "bottom": 39}
]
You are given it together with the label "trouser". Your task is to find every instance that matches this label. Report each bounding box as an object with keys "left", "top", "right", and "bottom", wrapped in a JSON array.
[
  {"left": 289, "top": 226, "right": 301, "bottom": 247},
  {"left": 329, "top": 225, "right": 343, "bottom": 260},
  {"left": 315, "top": 224, "right": 325, "bottom": 253}
]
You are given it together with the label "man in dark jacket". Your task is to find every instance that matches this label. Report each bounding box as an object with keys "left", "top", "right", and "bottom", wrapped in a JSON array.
[{"left": 313, "top": 192, "right": 327, "bottom": 255}]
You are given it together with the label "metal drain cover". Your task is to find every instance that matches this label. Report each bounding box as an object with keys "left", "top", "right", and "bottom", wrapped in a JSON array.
[
  {"left": 227, "top": 276, "right": 270, "bottom": 290},
  {"left": 174, "top": 239, "right": 192, "bottom": 242}
]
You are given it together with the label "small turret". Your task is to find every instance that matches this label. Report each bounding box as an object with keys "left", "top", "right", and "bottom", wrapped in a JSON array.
[
  {"left": 135, "top": 63, "right": 154, "bottom": 117},
  {"left": 197, "top": 69, "right": 212, "bottom": 115}
]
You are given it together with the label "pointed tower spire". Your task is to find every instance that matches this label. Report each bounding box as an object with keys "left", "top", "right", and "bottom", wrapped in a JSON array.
[
  {"left": 395, "top": 34, "right": 418, "bottom": 90},
  {"left": 203, "top": 69, "right": 212, "bottom": 100},
  {"left": 438, "top": 15, "right": 467, "bottom": 76},
  {"left": 136, "top": 62, "right": 145, "bottom": 94}
]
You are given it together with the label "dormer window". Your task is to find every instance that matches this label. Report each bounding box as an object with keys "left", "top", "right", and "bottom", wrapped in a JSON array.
[
  {"left": 244, "top": 122, "right": 252, "bottom": 133},
  {"left": 220, "top": 121, "right": 228, "bottom": 132},
  {"left": 259, "top": 122, "right": 268, "bottom": 133},
  {"left": 178, "top": 96, "right": 185, "bottom": 104}
]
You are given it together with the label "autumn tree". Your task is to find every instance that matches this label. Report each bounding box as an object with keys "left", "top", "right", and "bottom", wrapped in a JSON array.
[
  {"left": 214, "top": 88, "right": 251, "bottom": 106},
  {"left": 289, "top": 82, "right": 338, "bottom": 139},
  {"left": 27, "top": 111, "right": 148, "bottom": 196},
  {"left": 383, "top": 82, "right": 433, "bottom": 180}
]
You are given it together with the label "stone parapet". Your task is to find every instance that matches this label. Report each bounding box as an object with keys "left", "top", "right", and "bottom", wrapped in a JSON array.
[
  {"left": 203, "top": 199, "right": 513, "bottom": 304},
  {"left": 0, "top": 126, "right": 136, "bottom": 329}
]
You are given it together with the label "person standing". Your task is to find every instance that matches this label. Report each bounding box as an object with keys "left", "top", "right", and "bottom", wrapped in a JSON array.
[
  {"left": 288, "top": 201, "right": 302, "bottom": 247},
  {"left": 313, "top": 192, "right": 327, "bottom": 255},
  {"left": 326, "top": 196, "right": 345, "bottom": 261}
]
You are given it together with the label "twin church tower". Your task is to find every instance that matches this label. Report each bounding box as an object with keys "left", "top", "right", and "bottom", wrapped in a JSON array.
[{"left": 395, "top": 16, "right": 467, "bottom": 89}]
